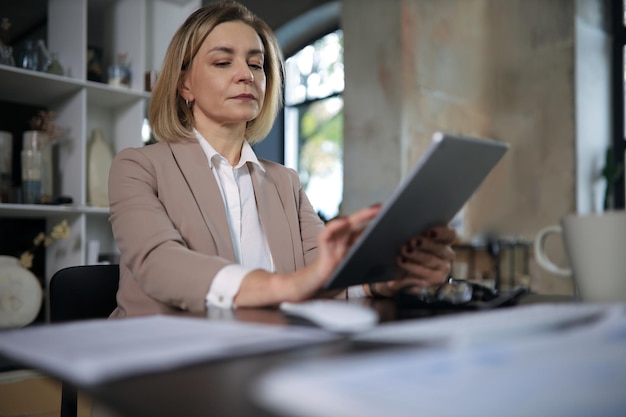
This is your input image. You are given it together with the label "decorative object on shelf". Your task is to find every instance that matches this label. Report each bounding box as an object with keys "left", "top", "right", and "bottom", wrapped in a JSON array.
[
  {"left": 20, "top": 147, "right": 41, "bottom": 204},
  {"left": 20, "top": 39, "right": 39, "bottom": 71},
  {"left": 108, "top": 52, "right": 131, "bottom": 88},
  {"left": 36, "top": 39, "right": 64, "bottom": 76},
  {"left": 19, "top": 219, "right": 70, "bottom": 270},
  {"left": 87, "top": 128, "right": 114, "bottom": 207},
  {"left": 0, "top": 255, "right": 43, "bottom": 329},
  {"left": 25, "top": 110, "right": 67, "bottom": 204},
  {"left": 0, "top": 130, "right": 12, "bottom": 203},
  {"left": 145, "top": 69, "right": 158, "bottom": 92},
  {"left": 0, "top": 17, "right": 15, "bottom": 66},
  {"left": 0, "top": 43, "right": 14, "bottom": 66},
  {"left": 87, "top": 46, "right": 104, "bottom": 82}
]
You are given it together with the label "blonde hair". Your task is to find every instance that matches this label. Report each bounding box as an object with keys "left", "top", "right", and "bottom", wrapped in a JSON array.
[{"left": 149, "top": 0, "right": 284, "bottom": 144}]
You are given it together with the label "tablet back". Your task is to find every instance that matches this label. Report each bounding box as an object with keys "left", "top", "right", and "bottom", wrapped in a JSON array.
[{"left": 323, "top": 132, "right": 509, "bottom": 290}]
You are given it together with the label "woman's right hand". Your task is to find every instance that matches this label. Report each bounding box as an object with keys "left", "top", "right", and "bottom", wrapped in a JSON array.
[
  {"left": 286, "top": 204, "right": 382, "bottom": 301},
  {"left": 234, "top": 204, "right": 380, "bottom": 307}
]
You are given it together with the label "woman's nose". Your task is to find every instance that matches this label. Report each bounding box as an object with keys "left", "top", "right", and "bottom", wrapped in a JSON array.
[{"left": 236, "top": 62, "right": 254, "bottom": 84}]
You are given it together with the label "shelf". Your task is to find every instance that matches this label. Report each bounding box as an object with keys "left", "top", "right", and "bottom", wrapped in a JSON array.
[
  {"left": 86, "top": 82, "right": 150, "bottom": 108},
  {"left": 0, "top": 203, "right": 109, "bottom": 218},
  {"left": 0, "top": 65, "right": 150, "bottom": 108},
  {"left": 0, "top": 0, "right": 198, "bottom": 275},
  {"left": 0, "top": 66, "right": 83, "bottom": 106}
]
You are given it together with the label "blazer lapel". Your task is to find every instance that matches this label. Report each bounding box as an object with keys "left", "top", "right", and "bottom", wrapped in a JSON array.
[
  {"left": 249, "top": 163, "right": 297, "bottom": 274},
  {"left": 168, "top": 141, "right": 235, "bottom": 261}
]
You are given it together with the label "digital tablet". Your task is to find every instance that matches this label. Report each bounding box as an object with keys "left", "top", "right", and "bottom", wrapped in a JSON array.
[{"left": 323, "top": 132, "right": 509, "bottom": 290}]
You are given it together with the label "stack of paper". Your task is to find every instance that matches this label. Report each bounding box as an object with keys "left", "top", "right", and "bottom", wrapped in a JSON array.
[
  {"left": 254, "top": 303, "right": 626, "bottom": 417},
  {"left": 0, "top": 315, "right": 338, "bottom": 385}
]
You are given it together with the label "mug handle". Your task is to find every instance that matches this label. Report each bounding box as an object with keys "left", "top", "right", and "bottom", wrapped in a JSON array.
[{"left": 533, "top": 225, "right": 571, "bottom": 277}]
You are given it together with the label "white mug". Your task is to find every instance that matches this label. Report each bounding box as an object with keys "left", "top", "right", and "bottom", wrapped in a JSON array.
[{"left": 534, "top": 211, "right": 626, "bottom": 303}]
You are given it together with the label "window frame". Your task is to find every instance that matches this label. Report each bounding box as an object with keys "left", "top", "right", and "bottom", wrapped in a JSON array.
[
  {"left": 283, "top": 30, "right": 345, "bottom": 220},
  {"left": 611, "top": 0, "right": 625, "bottom": 208}
]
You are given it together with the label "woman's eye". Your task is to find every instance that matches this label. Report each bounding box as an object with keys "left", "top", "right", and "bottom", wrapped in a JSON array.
[
  {"left": 215, "top": 62, "right": 230, "bottom": 67},
  {"left": 249, "top": 63, "right": 263, "bottom": 71}
]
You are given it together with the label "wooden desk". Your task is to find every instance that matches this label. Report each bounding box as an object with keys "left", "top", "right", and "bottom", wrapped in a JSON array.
[
  {"left": 2, "top": 293, "right": 577, "bottom": 417},
  {"left": 82, "top": 294, "right": 574, "bottom": 417}
]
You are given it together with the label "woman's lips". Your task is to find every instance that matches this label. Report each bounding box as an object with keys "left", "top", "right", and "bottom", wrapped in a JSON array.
[{"left": 234, "top": 93, "right": 255, "bottom": 100}]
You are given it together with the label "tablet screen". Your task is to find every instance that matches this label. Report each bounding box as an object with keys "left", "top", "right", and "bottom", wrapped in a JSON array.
[{"left": 323, "top": 132, "right": 509, "bottom": 290}]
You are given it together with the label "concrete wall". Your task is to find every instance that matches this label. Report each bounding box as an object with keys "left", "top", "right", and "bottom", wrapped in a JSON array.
[
  {"left": 342, "top": 0, "right": 582, "bottom": 240},
  {"left": 341, "top": 0, "right": 610, "bottom": 293}
]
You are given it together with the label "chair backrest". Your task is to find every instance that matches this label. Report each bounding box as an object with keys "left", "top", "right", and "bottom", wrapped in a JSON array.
[
  {"left": 48, "top": 264, "right": 120, "bottom": 417},
  {"left": 49, "top": 264, "right": 120, "bottom": 323}
]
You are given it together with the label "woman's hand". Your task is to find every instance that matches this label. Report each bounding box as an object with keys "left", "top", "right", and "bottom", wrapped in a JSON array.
[
  {"left": 367, "top": 225, "right": 456, "bottom": 298},
  {"left": 288, "top": 204, "right": 382, "bottom": 301},
  {"left": 235, "top": 204, "right": 381, "bottom": 307}
]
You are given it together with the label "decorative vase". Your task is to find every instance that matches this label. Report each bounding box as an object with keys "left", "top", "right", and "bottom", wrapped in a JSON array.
[
  {"left": 87, "top": 128, "right": 114, "bottom": 207},
  {"left": 22, "top": 130, "right": 54, "bottom": 204},
  {"left": 0, "top": 255, "right": 43, "bottom": 329},
  {"left": 0, "top": 130, "right": 12, "bottom": 203}
]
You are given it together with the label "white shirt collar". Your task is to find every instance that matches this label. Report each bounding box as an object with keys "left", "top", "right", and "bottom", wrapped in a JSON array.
[{"left": 193, "top": 128, "right": 265, "bottom": 172}]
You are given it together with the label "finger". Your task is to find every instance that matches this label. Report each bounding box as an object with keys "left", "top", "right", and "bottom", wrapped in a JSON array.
[
  {"left": 404, "top": 238, "right": 455, "bottom": 263},
  {"left": 319, "top": 216, "right": 350, "bottom": 243},
  {"left": 376, "top": 275, "right": 433, "bottom": 296},
  {"left": 396, "top": 257, "right": 451, "bottom": 285},
  {"left": 423, "top": 226, "right": 457, "bottom": 244},
  {"left": 323, "top": 207, "right": 378, "bottom": 248},
  {"left": 345, "top": 204, "right": 381, "bottom": 231},
  {"left": 400, "top": 248, "right": 450, "bottom": 270}
]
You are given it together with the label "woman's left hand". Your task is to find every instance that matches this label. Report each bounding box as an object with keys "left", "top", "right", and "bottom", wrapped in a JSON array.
[{"left": 367, "top": 225, "right": 456, "bottom": 297}]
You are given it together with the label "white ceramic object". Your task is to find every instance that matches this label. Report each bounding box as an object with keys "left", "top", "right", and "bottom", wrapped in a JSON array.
[
  {"left": 0, "top": 255, "right": 43, "bottom": 328},
  {"left": 87, "top": 128, "right": 114, "bottom": 207},
  {"left": 534, "top": 211, "right": 626, "bottom": 303}
]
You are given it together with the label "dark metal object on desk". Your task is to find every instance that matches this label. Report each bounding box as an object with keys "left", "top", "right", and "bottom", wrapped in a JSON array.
[
  {"left": 394, "top": 278, "right": 528, "bottom": 312},
  {"left": 486, "top": 235, "right": 502, "bottom": 291},
  {"left": 453, "top": 237, "right": 531, "bottom": 291}
]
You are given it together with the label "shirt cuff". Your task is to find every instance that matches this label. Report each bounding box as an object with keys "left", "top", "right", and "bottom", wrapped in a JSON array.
[
  {"left": 347, "top": 284, "right": 367, "bottom": 299},
  {"left": 206, "top": 264, "right": 254, "bottom": 309}
]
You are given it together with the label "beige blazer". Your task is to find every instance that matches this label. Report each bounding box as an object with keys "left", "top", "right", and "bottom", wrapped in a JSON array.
[{"left": 108, "top": 140, "right": 324, "bottom": 317}]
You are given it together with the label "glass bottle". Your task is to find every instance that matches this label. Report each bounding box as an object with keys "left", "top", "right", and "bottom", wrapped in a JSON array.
[
  {"left": 20, "top": 40, "right": 38, "bottom": 71},
  {"left": 0, "top": 43, "right": 15, "bottom": 66},
  {"left": 36, "top": 39, "right": 63, "bottom": 75},
  {"left": 0, "top": 131, "right": 12, "bottom": 203},
  {"left": 108, "top": 52, "right": 131, "bottom": 88},
  {"left": 21, "top": 148, "right": 42, "bottom": 204}
]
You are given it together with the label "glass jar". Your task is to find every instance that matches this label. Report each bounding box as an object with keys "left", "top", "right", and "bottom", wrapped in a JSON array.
[
  {"left": 108, "top": 52, "right": 131, "bottom": 88},
  {"left": 20, "top": 40, "right": 38, "bottom": 71}
]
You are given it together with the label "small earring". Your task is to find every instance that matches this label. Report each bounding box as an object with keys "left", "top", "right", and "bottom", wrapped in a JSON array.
[{"left": 185, "top": 98, "right": 190, "bottom": 107}]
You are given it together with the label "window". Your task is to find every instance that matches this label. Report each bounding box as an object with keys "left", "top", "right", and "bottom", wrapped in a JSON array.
[
  {"left": 284, "top": 30, "right": 344, "bottom": 221},
  {"left": 613, "top": 0, "right": 626, "bottom": 208}
]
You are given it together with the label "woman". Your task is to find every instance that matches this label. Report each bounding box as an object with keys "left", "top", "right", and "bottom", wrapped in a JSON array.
[{"left": 108, "top": 0, "right": 456, "bottom": 317}]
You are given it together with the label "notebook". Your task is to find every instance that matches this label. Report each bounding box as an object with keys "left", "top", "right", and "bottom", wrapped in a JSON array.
[{"left": 323, "top": 132, "right": 509, "bottom": 290}]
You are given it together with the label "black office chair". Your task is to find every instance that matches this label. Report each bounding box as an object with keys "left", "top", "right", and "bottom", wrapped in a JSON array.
[{"left": 49, "top": 264, "right": 120, "bottom": 417}]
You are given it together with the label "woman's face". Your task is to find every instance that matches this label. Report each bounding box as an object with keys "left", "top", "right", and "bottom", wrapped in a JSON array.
[{"left": 181, "top": 21, "right": 266, "bottom": 130}]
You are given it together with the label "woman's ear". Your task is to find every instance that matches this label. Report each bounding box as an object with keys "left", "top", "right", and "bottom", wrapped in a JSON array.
[{"left": 177, "top": 75, "right": 193, "bottom": 103}]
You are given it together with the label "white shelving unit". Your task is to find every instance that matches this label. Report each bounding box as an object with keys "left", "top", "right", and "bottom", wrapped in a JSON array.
[{"left": 0, "top": 0, "right": 199, "bottom": 288}]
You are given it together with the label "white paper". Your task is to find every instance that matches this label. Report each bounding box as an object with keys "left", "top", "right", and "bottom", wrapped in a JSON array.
[
  {"left": 354, "top": 303, "right": 621, "bottom": 348},
  {"left": 254, "top": 304, "right": 626, "bottom": 417},
  {"left": 0, "top": 315, "right": 338, "bottom": 385}
]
